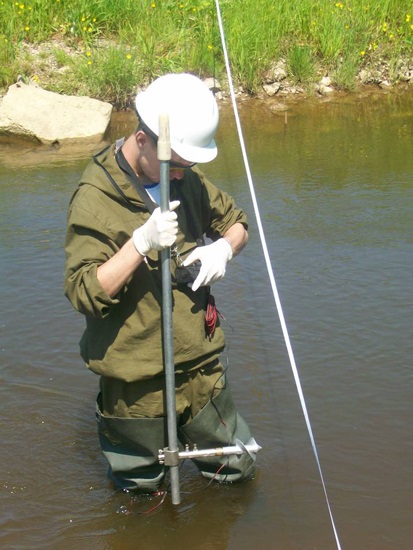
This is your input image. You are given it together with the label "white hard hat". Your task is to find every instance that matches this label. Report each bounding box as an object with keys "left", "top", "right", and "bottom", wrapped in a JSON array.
[{"left": 135, "top": 73, "right": 219, "bottom": 163}]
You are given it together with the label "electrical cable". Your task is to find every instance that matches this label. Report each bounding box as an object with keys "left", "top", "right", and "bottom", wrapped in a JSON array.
[
  {"left": 213, "top": 1, "right": 342, "bottom": 548},
  {"left": 180, "top": 462, "right": 227, "bottom": 495}
]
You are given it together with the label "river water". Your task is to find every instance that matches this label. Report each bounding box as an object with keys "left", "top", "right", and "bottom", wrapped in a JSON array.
[{"left": 0, "top": 90, "right": 412, "bottom": 550}]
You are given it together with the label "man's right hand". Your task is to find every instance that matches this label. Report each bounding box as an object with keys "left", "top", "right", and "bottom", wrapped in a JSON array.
[{"left": 132, "top": 200, "right": 180, "bottom": 256}]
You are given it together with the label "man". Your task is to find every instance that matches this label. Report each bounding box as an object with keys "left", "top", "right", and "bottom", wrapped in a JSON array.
[{"left": 65, "top": 73, "right": 256, "bottom": 492}]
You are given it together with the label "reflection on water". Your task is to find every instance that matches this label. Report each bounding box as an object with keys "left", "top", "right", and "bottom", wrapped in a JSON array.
[{"left": 0, "top": 91, "right": 412, "bottom": 550}]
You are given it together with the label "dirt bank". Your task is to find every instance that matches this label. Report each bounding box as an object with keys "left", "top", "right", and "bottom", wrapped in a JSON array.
[{"left": 2, "top": 40, "right": 411, "bottom": 109}]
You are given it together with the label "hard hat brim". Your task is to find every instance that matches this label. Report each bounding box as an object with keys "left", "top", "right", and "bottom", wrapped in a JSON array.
[{"left": 171, "top": 138, "right": 217, "bottom": 164}]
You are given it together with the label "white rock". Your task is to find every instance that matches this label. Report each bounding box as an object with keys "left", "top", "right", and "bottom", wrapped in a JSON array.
[
  {"left": 264, "top": 60, "right": 288, "bottom": 83},
  {"left": 263, "top": 82, "right": 281, "bottom": 96},
  {"left": 379, "top": 80, "right": 391, "bottom": 89},
  {"left": 357, "top": 69, "right": 369, "bottom": 83},
  {"left": 320, "top": 76, "right": 332, "bottom": 87},
  {"left": 317, "top": 84, "right": 334, "bottom": 95},
  {"left": 0, "top": 83, "right": 112, "bottom": 145},
  {"left": 203, "top": 77, "right": 222, "bottom": 92}
]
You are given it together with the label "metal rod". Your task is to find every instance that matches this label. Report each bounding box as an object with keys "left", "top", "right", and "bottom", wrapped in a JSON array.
[
  {"left": 158, "top": 113, "right": 181, "bottom": 505},
  {"left": 159, "top": 438, "right": 262, "bottom": 465}
]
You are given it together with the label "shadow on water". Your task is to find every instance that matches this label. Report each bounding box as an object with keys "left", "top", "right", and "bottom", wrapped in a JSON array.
[
  {"left": 0, "top": 90, "right": 412, "bottom": 549},
  {"left": 0, "top": 110, "right": 135, "bottom": 171}
]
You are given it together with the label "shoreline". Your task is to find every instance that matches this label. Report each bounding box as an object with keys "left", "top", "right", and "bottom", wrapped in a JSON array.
[
  {"left": 1, "top": 78, "right": 411, "bottom": 113},
  {"left": 1, "top": 87, "right": 412, "bottom": 169},
  {"left": 1, "top": 39, "right": 411, "bottom": 109}
]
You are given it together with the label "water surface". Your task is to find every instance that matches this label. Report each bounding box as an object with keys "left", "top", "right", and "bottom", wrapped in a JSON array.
[{"left": 0, "top": 90, "right": 412, "bottom": 550}]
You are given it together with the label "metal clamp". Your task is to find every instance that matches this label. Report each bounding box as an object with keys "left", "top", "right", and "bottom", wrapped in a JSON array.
[{"left": 159, "top": 448, "right": 180, "bottom": 467}]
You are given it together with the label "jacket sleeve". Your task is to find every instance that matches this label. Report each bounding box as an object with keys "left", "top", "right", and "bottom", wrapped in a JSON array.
[
  {"left": 64, "top": 194, "right": 121, "bottom": 319},
  {"left": 196, "top": 170, "right": 248, "bottom": 239}
]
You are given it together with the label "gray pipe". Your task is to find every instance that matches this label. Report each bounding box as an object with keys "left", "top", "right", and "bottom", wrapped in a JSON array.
[{"left": 158, "top": 114, "right": 181, "bottom": 505}]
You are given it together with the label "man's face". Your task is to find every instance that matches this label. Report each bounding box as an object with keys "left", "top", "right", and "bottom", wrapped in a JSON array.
[
  {"left": 136, "top": 131, "right": 195, "bottom": 183},
  {"left": 169, "top": 153, "right": 196, "bottom": 181}
]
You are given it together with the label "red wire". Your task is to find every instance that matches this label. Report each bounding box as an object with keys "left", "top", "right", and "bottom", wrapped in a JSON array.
[
  {"left": 141, "top": 490, "right": 167, "bottom": 514},
  {"left": 206, "top": 293, "right": 219, "bottom": 335}
]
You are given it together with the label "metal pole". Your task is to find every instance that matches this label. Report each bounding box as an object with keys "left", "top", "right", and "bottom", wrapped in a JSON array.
[{"left": 158, "top": 113, "right": 181, "bottom": 505}]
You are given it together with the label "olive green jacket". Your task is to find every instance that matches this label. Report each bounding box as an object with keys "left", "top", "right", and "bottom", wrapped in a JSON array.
[{"left": 64, "top": 144, "right": 247, "bottom": 382}]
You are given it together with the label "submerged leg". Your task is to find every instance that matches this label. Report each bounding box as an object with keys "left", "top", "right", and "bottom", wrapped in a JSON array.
[
  {"left": 96, "top": 394, "right": 167, "bottom": 491},
  {"left": 179, "top": 378, "right": 256, "bottom": 482}
]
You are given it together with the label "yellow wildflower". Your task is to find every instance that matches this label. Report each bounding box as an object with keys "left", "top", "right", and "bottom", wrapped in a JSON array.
[
  {"left": 360, "top": 50, "right": 366, "bottom": 56},
  {"left": 151, "top": 2, "right": 156, "bottom": 7},
  {"left": 126, "top": 54, "right": 132, "bottom": 60},
  {"left": 406, "top": 14, "right": 411, "bottom": 23}
]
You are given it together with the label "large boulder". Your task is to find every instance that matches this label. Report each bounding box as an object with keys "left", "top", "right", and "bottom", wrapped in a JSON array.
[{"left": 0, "top": 82, "right": 113, "bottom": 145}]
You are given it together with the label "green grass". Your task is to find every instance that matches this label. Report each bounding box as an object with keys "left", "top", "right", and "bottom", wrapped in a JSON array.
[
  {"left": 287, "top": 45, "right": 316, "bottom": 83},
  {"left": 0, "top": 0, "right": 412, "bottom": 105}
]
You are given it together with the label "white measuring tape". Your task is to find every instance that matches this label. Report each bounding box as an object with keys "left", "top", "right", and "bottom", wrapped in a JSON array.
[{"left": 214, "top": 1, "right": 342, "bottom": 548}]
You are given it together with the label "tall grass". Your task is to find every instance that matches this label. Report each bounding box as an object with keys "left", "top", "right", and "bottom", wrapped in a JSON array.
[{"left": 0, "top": 0, "right": 412, "bottom": 105}]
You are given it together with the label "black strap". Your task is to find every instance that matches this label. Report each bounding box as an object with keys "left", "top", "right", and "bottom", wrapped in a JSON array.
[
  {"left": 92, "top": 146, "right": 139, "bottom": 209},
  {"left": 115, "top": 147, "right": 156, "bottom": 214},
  {"left": 174, "top": 184, "right": 205, "bottom": 247}
]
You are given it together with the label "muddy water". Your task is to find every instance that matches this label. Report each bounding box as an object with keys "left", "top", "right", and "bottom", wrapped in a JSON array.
[{"left": 0, "top": 90, "right": 412, "bottom": 550}]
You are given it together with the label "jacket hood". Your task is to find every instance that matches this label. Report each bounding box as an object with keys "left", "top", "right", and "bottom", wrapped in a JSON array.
[{"left": 80, "top": 143, "right": 147, "bottom": 209}]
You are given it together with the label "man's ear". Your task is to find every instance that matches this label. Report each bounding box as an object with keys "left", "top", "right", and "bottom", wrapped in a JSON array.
[{"left": 135, "top": 130, "right": 149, "bottom": 149}]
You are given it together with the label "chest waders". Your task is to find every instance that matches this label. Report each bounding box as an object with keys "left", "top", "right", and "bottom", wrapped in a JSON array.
[{"left": 96, "top": 373, "right": 257, "bottom": 492}]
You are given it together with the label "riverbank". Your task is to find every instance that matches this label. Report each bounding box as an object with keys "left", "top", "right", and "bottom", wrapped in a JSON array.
[
  {"left": 2, "top": 38, "right": 412, "bottom": 111},
  {"left": 1, "top": 0, "right": 412, "bottom": 109},
  {"left": 1, "top": 56, "right": 411, "bottom": 154},
  {"left": 1, "top": 91, "right": 413, "bottom": 550}
]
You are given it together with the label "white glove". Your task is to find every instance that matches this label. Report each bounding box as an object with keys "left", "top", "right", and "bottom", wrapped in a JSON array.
[
  {"left": 182, "top": 238, "right": 233, "bottom": 292},
  {"left": 133, "top": 200, "right": 180, "bottom": 256}
]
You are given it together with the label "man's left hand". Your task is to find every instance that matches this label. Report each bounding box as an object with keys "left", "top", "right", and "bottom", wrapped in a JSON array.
[{"left": 182, "top": 238, "right": 233, "bottom": 292}]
